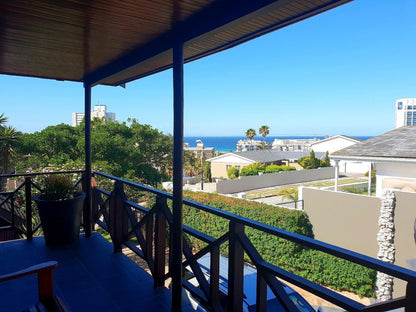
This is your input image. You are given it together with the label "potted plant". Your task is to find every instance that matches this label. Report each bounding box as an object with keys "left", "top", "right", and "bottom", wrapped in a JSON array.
[{"left": 34, "top": 174, "right": 85, "bottom": 246}]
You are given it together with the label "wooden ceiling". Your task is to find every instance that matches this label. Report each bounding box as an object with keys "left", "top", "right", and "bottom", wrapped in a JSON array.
[{"left": 0, "top": 0, "right": 351, "bottom": 86}]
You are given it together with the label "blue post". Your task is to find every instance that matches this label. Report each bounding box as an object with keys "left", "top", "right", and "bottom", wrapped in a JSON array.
[
  {"left": 172, "top": 41, "right": 184, "bottom": 312},
  {"left": 84, "top": 83, "right": 92, "bottom": 238}
]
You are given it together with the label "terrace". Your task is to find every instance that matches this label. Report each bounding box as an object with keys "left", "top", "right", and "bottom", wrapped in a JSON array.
[{"left": 1, "top": 1, "right": 416, "bottom": 311}]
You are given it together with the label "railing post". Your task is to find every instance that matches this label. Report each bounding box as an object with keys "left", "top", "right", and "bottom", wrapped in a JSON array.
[
  {"left": 90, "top": 177, "right": 98, "bottom": 228},
  {"left": 25, "top": 177, "right": 33, "bottom": 240},
  {"left": 406, "top": 281, "right": 416, "bottom": 311},
  {"left": 228, "top": 221, "right": 245, "bottom": 312},
  {"left": 82, "top": 172, "right": 92, "bottom": 237},
  {"left": 109, "top": 181, "right": 128, "bottom": 253},
  {"left": 10, "top": 193, "right": 15, "bottom": 227},
  {"left": 256, "top": 273, "right": 267, "bottom": 312},
  {"left": 209, "top": 245, "right": 221, "bottom": 310},
  {"left": 154, "top": 195, "right": 167, "bottom": 288}
]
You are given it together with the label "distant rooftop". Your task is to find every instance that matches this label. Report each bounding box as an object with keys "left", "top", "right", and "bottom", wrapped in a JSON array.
[{"left": 331, "top": 126, "right": 416, "bottom": 160}]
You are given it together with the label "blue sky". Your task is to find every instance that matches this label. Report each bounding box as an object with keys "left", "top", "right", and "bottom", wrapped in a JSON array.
[{"left": 1, "top": 0, "right": 415, "bottom": 137}]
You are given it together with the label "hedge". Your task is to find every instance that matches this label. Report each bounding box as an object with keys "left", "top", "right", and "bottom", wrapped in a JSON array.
[{"left": 182, "top": 191, "right": 376, "bottom": 297}]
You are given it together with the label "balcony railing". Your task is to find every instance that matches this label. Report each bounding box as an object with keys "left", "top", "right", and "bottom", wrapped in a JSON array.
[{"left": 1, "top": 170, "right": 416, "bottom": 311}]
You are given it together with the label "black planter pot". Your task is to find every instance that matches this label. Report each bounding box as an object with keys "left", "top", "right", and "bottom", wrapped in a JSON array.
[{"left": 34, "top": 191, "right": 85, "bottom": 246}]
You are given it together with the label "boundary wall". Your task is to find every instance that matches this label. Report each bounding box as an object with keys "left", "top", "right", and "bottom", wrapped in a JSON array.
[
  {"left": 216, "top": 167, "right": 334, "bottom": 194},
  {"left": 302, "top": 187, "right": 416, "bottom": 297}
]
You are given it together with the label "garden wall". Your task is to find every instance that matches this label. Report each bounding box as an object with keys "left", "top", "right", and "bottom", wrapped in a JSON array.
[
  {"left": 216, "top": 167, "right": 334, "bottom": 194},
  {"left": 302, "top": 187, "right": 416, "bottom": 297}
]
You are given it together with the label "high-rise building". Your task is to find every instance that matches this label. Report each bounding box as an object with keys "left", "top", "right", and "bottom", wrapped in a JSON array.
[
  {"left": 72, "top": 105, "right": 116, "bottom": 126},
  {"left": 395, "top": 98, "right": 416, "bottom": 128}
]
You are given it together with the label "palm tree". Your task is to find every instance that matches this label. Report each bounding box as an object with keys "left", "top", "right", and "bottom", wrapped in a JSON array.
[
  {"left": 0, "top": 125, "right": 21, "bottom": 191},
  {"left": 0, "top": 113, "right": 8, "bottom": 126},
  {"left": 245, "top": 128, "right": 256, "bottom": 141},
  {"left": 277, "top": 188, "right": 298, "bottom": 202},
  {"left": 256, "top": 141, "right": 272, "bottom": 150},
  {"left": 259, "top": 125, "right": 269, "bottom": 141}
]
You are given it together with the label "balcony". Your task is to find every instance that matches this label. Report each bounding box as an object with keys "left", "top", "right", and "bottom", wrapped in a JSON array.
[{"left": 1, "top": 171, "right": 416, "bottom": 311}]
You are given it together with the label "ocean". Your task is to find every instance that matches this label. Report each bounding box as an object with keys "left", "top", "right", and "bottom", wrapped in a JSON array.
[{"left": 184, "top": 136, "right": 372, "bottom": 152}]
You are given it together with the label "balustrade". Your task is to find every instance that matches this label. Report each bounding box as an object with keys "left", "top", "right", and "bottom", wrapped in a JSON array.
[{"left": 1, "top": 170, "right": 416, "bottom": 311}]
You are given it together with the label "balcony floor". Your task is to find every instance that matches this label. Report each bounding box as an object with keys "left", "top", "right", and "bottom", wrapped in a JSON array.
[{"left": 0, "top": 232, "right": 191, "bottom": 311}]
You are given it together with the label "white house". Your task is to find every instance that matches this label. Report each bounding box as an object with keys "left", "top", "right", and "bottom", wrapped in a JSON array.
[
  {"left": 331, "top": 127, "right": 416, "bottom": 197},
  {"left": 310, "top": 135, "right": 368, "bottom": 173}
]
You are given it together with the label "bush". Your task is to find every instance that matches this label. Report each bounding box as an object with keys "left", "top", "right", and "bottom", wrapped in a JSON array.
[
  {"left": 227, "top": 166, "right": 239, "bottom": 179},
  {"left": 264, "top": 165, "right": 282, "bottom": 173},
  {"left": 181, "top": 191, "right": 376, "bottom": 297},
  {"left": 364, "top": 169, "right": 376, "bottom": 184},
  {"left": 240, "top": 162, "right": 265, "bottom": 176}
]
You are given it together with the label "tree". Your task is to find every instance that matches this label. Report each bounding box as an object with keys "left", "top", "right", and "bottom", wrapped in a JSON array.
[
  {"left": 0, "top": 117, "right": 22, "bottom": 190},
  {"left": 227, "top": 166, "right": 239, "bottom": 179},
  {"left": 298, "top": 150, "right": 321, "bottom": 169},
  {"left": 16, "top": 119, "right": 173, "bottom": 186},
  {"left": 277, "top": 188, "right": 298, "bottom": 201},
  {"left": 0, "top": 113, "right": 8, "bottom": 126},
  {"left": 323, "top": 151, "right": 331, "bottom": 167},
  {"left": 245, "top": 128, "right": 256, "bottom": 141},
  {"left": 204, "top": 161, "right": 212, "bottom": 182},
  {"left": 259, "top": 125, "right": 269, "bottom": 141},
  {"left": 256, "top": 141, "right": 272, "bottom": 150}
]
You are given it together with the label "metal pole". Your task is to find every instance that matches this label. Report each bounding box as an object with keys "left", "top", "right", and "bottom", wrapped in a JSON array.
[
  {"left": 368, "top": 162, "right": 372, "bottom": 196},
  {"left": 172, "top": 41, "right": 184, "bottom": 312},
  {"left": 84, "top": 83, "right": 92, "bottom": 238},
  {"left": 200, "top": 150, "right": 204, "bottom": 190},
  {"left": 334, "top": 160, "right": 339, "bottom": 192}
]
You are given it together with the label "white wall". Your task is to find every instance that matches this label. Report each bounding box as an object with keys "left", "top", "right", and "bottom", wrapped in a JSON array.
[
  {"left": 337, "top": 160, "right": 369, "bottom": 174},
  {"left": 312, "top": 137, "right": 358, "bottom": 154},
  {"left": 376, "top": 162, "right": 416, "bottom": 197}
]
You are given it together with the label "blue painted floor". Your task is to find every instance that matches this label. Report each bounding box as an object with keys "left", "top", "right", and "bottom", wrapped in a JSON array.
[{"left": 0, "top": 232, "right": 193, "bottom": 311}]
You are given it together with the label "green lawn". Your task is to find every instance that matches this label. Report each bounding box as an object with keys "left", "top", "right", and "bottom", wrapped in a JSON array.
[{"left": 245, "top": 177, "right": 367, "bottom": 199}]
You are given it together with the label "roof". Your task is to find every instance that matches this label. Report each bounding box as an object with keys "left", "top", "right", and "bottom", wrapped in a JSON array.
[
  {"left": 310, "top": 135, "right": 361, "bottom": 146},
  {"left": 208, "top": 150, "right": 325, "bottom": 163},
  {"left": 331, "top": 127, "right": 416, "bottom": 162},
  {"left": 0, "top": 0, "right": 352, "bottom": 86}
]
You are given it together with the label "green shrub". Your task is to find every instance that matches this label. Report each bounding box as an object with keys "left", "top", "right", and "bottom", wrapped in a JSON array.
[
  {"left": 227, "top": 166, "right": 239, "bottom": 179},
  {"left": 240, "top": 162, "right": 265, "bottom": 176},
  {"left": 264, "top": 165, "right": 282, "bottom": 173}
]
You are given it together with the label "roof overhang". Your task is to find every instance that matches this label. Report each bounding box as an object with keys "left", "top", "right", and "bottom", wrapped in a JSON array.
[
  {"left": 330, "top": 155, "right": 416, "bottom": 164},
  {"left": 207, "top": 152, "right": 255, "bottom": 163},
  {"left": 0, "top": 0, "right": 352, "bottom": 86}
]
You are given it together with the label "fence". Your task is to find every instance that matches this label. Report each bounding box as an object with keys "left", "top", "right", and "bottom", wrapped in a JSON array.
[
  {"left": 1, "top": 171, "right": 416, "bottom": 311},
  {"left": 216, "top": 167, "right": 335, "bottom": 194}
]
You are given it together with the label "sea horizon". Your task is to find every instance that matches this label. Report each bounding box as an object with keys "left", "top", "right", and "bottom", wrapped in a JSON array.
[{"left": 184, "top": 135, "right": 373, "bottom": 152}]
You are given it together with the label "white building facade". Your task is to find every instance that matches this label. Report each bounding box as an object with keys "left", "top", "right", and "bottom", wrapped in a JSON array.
[
  {"left": 72, "top": 105, "right": 116, "bottom": 126},
  {"left": 395, "top": 98, "right": 416, "bottom": 128}
]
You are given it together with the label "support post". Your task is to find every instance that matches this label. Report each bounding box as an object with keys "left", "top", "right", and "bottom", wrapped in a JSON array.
[
  {"left": 228, "top": 222, "right": 245, "bottom": 312},
  {"left": 25, "top": 177, "right": 33, "bottom": 240},
  {"left": 368, "top": 162, "right": 373, "bottom": 196},
  {"left": 334, "top": 160, "right": 339, "bottom": 192},
  {"left": 154, "top": 196, "right": 167, "bottom": 288},
  {"left": 84, "top": 83, "right": 92, "bottom": 238},
  {"left": 171, "top": 41, "right": 184, "bottom": 312},
  {"left": 109, "top": 181, "right": 128, "bottom": 253}
]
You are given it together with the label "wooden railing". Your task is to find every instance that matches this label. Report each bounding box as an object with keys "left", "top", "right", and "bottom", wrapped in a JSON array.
[
  {"left": 0, "top": 171, "right": 85, "bottom": 240},
  {"left": 1, "top": 170, "right": 416, "bottom": 311},
  {"left": 91, "top": 170, "right": 416, "bottom": 312}
]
